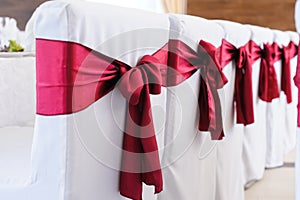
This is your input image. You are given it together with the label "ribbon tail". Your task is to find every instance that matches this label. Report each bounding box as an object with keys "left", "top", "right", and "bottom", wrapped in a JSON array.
[
  {"left": 120, "top": 88, "right": 163, "bottom": 200},
  {"left": 198, "top": 76, "right": 210, "bottom": 132},
  {"left": 259, "top": 59, "right": 270, "bottom": 102},
  {"left": 198, "top": 75, "right": 224, "bottom": 140},
  {"left": 211, "top": 88, "right": 225, "bottom": 140},
  {"left": 282, "top": 60, "right": 292, "bottom": 103},
  {"left": 120, "top": 123, "right": 143, "bottom": 200},
  {"left": 235, "top": 66, "right": 255, "bottom": 125}
]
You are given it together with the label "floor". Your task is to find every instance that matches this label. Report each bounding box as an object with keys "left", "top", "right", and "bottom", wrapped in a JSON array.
[
  {"left": 245, "top": 149, "right": 296, "bottom": 200},
  {"left": 0, "top": 126, "right": 297, "bottom": 198}
]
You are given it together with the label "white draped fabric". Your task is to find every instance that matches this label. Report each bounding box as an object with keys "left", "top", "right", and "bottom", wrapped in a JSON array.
[
  {"left": 84, "top": 0, "right": 165, "bottom": 13},
  {"left": 156, "top": 14, "right": 224, "bottom": 200},
  {"left": 213, "top": 20, "right": 249, "bottom": 200},
  {"left": 242, "top": 25, "right": 271, "bottom": 186},
  {"left": 265, "top": 30, "right": 290, "bottom": 168}
]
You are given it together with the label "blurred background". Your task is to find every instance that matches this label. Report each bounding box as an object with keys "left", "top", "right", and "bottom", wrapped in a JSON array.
[{"left": 0, "top": 0, "right": 296, "bottom": 31}]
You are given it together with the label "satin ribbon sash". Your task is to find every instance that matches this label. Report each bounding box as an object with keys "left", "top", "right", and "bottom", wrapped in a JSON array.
[
  {"left": 218, "top": 39, "right": 261, "bottom": 125},
  {"left": 36, "top": 39, "right": 227, "bottom": 200},
  {"left": 293, "top": 38, "right": 300, "bottom": 127},
  {"left": 281, "top": 41, "right": 298, "bottom": 103}
]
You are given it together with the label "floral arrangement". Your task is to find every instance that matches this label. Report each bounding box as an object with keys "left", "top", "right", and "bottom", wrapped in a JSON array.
[{"left": 0, "top": 40, "right": 24, "bottom": 52}]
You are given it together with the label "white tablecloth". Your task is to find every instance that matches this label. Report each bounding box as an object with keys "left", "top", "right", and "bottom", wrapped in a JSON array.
[{"left": 0, "top": 55, "right": 35, "bottom": 127}]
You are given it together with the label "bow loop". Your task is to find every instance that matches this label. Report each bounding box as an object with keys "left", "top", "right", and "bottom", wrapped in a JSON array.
[
  {"left": 219, "top": 39, "right": 248, "bottom": 70},
  {"left": 236, "top": 46, "right": 247, "bottom": 69},
  {"left": 283, "top": 41, "right": 298, "bottom": 60},
  {"left": 199, "top": 40, "right": 228, "bottom": 86}
]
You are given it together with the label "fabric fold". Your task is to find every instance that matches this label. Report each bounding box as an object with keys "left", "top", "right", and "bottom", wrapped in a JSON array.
[
  {"left": 118, "top": 55, "right": 164, "bottom": 200},
  {"left": 198, "top": 40, "right": 227, "bottom": 139}
]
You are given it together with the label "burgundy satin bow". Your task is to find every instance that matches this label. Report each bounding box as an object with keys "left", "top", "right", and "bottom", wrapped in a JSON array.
[
  {"left": 281, "top": 41, "right": 298, "bottom": 103},
  {"left": 259, "top": 43, "right": 281, "bottom": 102},
  {"left": 118, "top": 55, "right": 165, "bottom": 200},
  {"left": 294, "top": 38, "right": 300, "bottom": 127},
  {"left": 167, "top": 40, "right": 227, "bottom": 140},
  {"left": 218, "top": 39, "right": 261, "bottom": 125},
  {"left": 198, "top": 40, "right": 227, "bottom": 139}
]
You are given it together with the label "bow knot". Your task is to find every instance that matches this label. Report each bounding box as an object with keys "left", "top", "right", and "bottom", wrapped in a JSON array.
[{"left": 118, "top": 55, "right": 162, "bottom": 107}]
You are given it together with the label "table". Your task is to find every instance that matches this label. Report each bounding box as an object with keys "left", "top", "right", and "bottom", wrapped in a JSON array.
[{"left": 0, "top": 53, "right": 35, "bottom": 127}]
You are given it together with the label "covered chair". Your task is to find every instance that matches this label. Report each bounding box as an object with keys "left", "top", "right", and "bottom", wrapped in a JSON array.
[
  {"left": 156, "top": 14, "right": 226, "bottom": 200},
  {"left": 284, "top": 31, "right": 298, "bottom": 156},
  {"left": 213, "top": 20, "right": 251, "bottom": 200},
  {"left": 242, "top": 25, "right": 272, "bottom": 186},
  {"left": 265, "top": 30, "right": 292, "bottom": 168},
  {"left": 0, "top": 1, "right": 171, "bottom": 199}
]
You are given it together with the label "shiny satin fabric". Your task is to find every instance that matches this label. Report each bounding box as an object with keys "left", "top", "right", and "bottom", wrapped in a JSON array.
[
  {"left": 295, "top": 38, "right": 300, "bottom": 127},
  {"left": 198, "top": 40, "right": 227, "bottom": 139},
  {"left": 36, "top": 38, "right": 227, "bottom": 200},
  {"left": 259, "top": 43, "right": 281, "bottom": 102},
  {"left": 281, "top": 41, "right": 298, "bottom": 104},
  {"left": 218, "top": 39, "right": 261, "bottom": 125}
]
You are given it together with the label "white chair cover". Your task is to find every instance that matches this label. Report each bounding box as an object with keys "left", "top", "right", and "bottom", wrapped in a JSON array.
[
  {"left": 213, "top": 20, "right": 250, "bottom": 200},
  {"left": 83, "top": 0, "right": 165, "bottom": 13},
  {"left": 284, "top": 31, "right": 298, "bottom": 155},
  {"left": 288, "top": 30, "right": 300, "bottom": 200},
  {"left": 0, "top": 1, "right": 170, "bottom": 199},
  {"left": 156, "top": 14, "right": 225, "bottom": 200},
  {"left": 242, "top": 25, "right": 272, "bottom": 186},
  {"left": 264, "top": 30, "right": 290, "bottom": 168}
]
